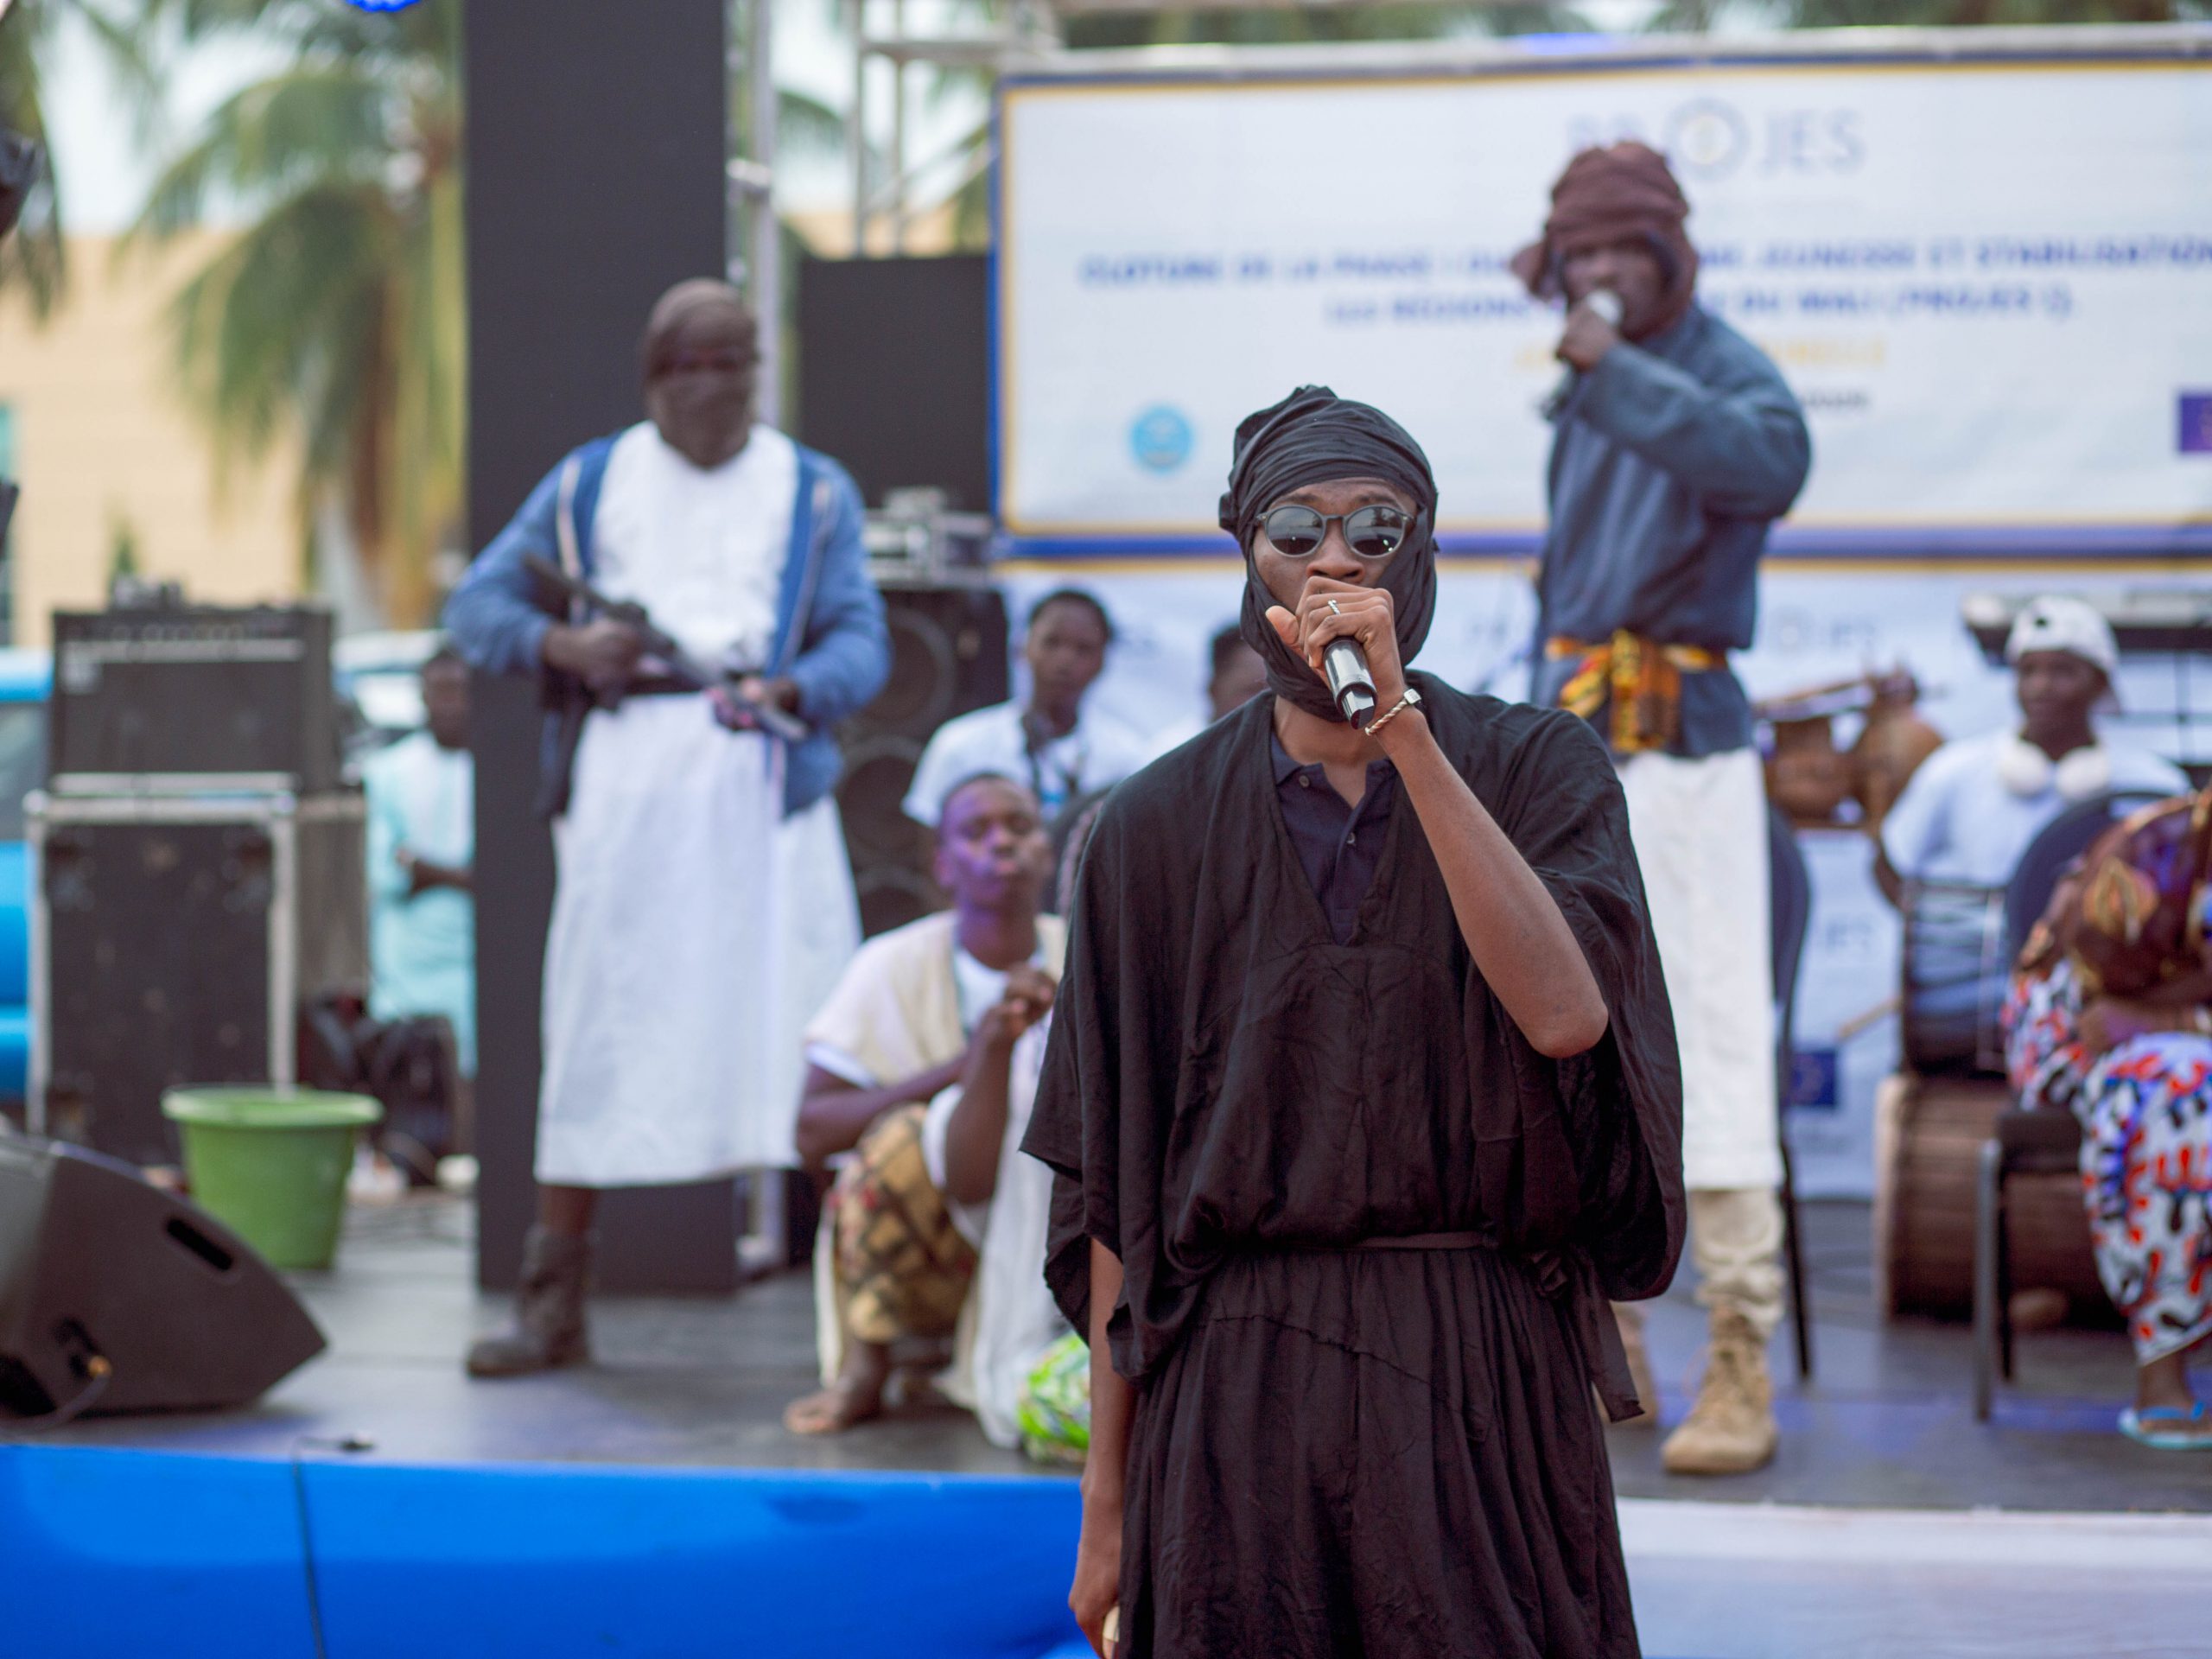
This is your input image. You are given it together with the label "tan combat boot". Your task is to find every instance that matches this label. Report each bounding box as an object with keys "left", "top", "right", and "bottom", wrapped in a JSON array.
[{"left": 1660, "top": 1306, "right": 1777, "bottom": 1475}]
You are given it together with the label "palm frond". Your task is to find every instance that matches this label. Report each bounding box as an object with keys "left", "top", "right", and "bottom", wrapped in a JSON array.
[
  {"left": 132, "top": 1, "right": 466, "bottom": 623},
  {"left": 62, "top": 0, "right": 164, "bottom": 134},
  {"left": 165, "top": 181, "right": 393, "bottom": 474},
  {"left": 124, "top": 63, "right": 392, "bottom": 245}
]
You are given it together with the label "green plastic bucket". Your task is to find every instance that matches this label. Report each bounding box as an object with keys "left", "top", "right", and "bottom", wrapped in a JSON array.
[{"left": 162, "top": 1088, "right": 384, "bottom": 1271}]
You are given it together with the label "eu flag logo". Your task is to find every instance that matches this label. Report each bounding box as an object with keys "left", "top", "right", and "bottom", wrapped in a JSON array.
[
  {"left": 2182, "top": 393, "right": 2212, "bottom": 455},
  {"left": 1785, "top": 1047, "right": 1839, "bottom": 1111}
]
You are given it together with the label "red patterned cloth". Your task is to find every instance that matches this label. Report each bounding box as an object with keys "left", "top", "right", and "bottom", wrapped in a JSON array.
[{"left": 2006, "top": 961, "right": 2212, "bottom": 1364}]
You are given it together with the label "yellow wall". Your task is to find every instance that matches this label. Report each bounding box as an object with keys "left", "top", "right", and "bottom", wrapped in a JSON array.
[
  {"left": 0, "top": 232, "right": 302, "bottom": 649},
  {"left": 785, "top": 200, "right": 966, "bottom": 259}
]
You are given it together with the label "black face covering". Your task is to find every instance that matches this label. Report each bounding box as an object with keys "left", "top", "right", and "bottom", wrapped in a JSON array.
[{"left": 1217, "top": 385, "right": 1440, "bottom": 723}]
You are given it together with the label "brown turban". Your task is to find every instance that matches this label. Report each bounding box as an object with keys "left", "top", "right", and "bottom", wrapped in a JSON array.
[{"left": 1510, "top": 142, "right": 1700, "bottom": 340}]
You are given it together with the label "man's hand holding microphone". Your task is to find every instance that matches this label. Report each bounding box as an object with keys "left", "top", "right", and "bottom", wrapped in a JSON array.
[{"left": 1541, "top": 289, "right": 1623, "bottom": 418}]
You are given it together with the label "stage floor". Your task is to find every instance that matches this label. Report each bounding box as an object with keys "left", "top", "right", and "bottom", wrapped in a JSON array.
[
  {"left": 44, "top": 1194, "right": 2206, "bottom": 1513},
  {"left": 34, "top": 1194, "right": 2212, "bottom": 1659}
]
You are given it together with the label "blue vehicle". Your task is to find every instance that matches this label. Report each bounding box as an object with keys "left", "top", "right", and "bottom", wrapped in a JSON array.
[{"left": 0, "top": 648, "right": 48, "bottom": 1104}]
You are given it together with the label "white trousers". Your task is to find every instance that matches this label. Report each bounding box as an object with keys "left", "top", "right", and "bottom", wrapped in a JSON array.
[{"left": 1618, "top": 747, "right": 1783, "bottom": 1192}]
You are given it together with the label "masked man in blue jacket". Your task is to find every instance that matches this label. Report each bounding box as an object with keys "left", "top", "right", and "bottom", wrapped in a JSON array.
[{"left": 447, "top": 280, "right": 889, "bottom": 1376}]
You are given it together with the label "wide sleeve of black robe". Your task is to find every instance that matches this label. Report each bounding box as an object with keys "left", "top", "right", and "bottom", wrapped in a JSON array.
[
  {"left": 1477, "top": 696, "right": 1686, "bottom": 1307},
  {"left": 1022, "top": 681, "right": 1684, "bottom": 1408}
]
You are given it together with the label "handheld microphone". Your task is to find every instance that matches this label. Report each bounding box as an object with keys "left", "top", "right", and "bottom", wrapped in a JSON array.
[
  {"left": 1539, "top": 289, "right": 1622, "bottom": 421},
  {"left": 1324, "top": 635, "right": 1376, "bottom": 726}
]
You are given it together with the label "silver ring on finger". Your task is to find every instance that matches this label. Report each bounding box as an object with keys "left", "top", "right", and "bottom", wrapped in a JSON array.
[{"left": 1327, "top": 600, "right": 1343, "bottom": 616}]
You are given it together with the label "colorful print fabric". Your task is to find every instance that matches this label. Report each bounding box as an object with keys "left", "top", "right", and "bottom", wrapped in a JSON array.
[{"left": 2005, "top": 962, "right": 2212, "bottom": 1364}]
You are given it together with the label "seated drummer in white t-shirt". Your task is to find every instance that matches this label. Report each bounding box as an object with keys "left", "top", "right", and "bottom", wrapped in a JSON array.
[
  {"left": 903, "top": 588, "right": 1150, "bottom": 827},
  {"left": 1877, "top": 596, "right": 2188, "bottom": 903}
]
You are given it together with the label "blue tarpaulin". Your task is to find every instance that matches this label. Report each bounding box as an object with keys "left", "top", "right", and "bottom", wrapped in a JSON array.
[{"left": 0, "top": 1445, "right": 1086, "bottom": 1658}]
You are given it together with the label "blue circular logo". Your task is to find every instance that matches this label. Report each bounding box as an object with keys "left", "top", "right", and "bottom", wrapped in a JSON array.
[
  {"left": 1130, "top": 405, "right": 1194, "bottom": 474},
  {"left": 346, "top": 0, "right": 423, "bottom": 10}
]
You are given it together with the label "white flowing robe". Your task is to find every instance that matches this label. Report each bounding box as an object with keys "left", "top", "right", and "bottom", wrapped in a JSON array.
[{"left": 533, "top": 423, "right": 860, "bottom": 1185}]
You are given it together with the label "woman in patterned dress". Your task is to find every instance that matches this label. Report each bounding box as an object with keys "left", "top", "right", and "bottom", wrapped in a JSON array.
[{"left": 2004, "top": 790, "right": 2212, "bottom": 1449}]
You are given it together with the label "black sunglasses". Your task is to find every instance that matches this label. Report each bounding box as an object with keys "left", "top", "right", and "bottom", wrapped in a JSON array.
[{"left": 1257, "top": 503, "right": 1416, "bottom": 562}]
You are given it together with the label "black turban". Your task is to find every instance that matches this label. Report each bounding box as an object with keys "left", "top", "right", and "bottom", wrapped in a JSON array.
[{"left": 1217, "top": 385, "right": 1440, "bottom": 723}]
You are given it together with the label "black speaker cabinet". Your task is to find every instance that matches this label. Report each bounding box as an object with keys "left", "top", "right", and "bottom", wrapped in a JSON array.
[
  {"left": 839, "top": 582, "right": 1009, "bottom": 937},
  {"left": 29, "top": 791, "right": 369, "bottom": 1166},
  {"left": 797, "top": 255, "right": 990, "bottom": 512},
  {"left": 0, "top": 1132, "right": 324, "bottom": 1417},
  {"left": 49, "top": 606, "right": 340, "bottom": 791}
]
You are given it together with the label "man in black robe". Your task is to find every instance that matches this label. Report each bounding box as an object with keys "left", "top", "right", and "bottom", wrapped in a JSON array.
[{"left": 1024, "top": 388, "right": 1685, "bottom": 1659}]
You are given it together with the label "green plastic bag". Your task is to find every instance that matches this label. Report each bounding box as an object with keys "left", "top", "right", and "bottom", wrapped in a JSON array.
[{"left": 1015, "top": 1332, "right": 1091, "bottom": 1466}]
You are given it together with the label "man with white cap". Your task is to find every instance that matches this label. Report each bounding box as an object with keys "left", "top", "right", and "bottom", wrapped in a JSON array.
[{"left": 1878, "top": 597, "right": 2188, "bottom": 899}]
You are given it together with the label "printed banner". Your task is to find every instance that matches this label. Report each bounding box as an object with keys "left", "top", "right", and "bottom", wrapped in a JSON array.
[{"left": 996, "top": 54, "right": 2212, "bottom": 554}]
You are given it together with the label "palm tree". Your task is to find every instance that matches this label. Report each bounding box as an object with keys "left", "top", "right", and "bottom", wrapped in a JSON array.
[
  {"left": 124, "top": 0, "right": 461, "bottom": 628},
  {"left": 0, "top": 0, "right": 150, "bottom": 319}
]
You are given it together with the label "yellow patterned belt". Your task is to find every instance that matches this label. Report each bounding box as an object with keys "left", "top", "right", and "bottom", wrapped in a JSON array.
[{"left": 1547, "top": 630, "right": 1725, "bottom": 755}]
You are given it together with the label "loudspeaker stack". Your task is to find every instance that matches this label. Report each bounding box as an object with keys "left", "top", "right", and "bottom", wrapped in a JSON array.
[{"left": 31, "top": 596, "right": 365, "bottom": 1164}]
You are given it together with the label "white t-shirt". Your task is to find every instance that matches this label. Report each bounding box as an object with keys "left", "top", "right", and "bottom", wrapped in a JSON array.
[
  {"left": 1879, "top": 730, "right": 2189, "bottom": 889},
  {"left": 903, "top": 700, "right": 1152, "bottom": 825}
]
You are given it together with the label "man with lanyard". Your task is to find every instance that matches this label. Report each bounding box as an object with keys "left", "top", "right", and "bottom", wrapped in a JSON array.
[
  {"left": 446, "top": 280, "right": 888, "bottom": 1378},
  {"left": 785, "top": 772, "right": 1066, "bottom": 1438},
  {"left": 1516, "top": 143, "right": 1812, "bottom": 1477},
  {"left": 904, "top": 588, "right": 1150, "bottom": 827}
]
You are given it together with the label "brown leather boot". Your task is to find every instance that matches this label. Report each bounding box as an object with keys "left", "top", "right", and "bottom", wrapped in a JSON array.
[
  {"left": 465, "top": 1227, "right": 592, "bottom": 1378},
  {"left": 1660, "top": 1306, "right": 1777, "bottom": 1475},
  {"left": 1611, "top": 1301, "right": 1660, "bottom": 1427}
]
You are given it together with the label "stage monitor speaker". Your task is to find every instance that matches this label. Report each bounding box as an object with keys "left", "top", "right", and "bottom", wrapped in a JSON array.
[
  {"left": 0, "top": 1134, "right": 325, "bottom": 1418},
  {"left": 838, "top": 583, "right": 1009, "bottom": 937}
]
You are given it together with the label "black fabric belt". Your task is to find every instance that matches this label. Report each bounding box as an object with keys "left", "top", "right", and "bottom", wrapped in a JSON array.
[
  {"left": 1351, "top": 1230, "right": 1490, "bottom": 1251},
  {"left": 1262, "top": 1231, "right": 1492, "bottom": 1254}
]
